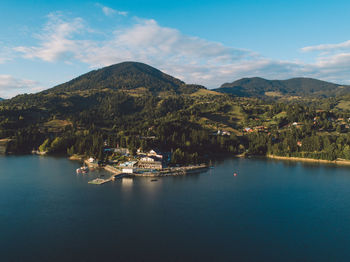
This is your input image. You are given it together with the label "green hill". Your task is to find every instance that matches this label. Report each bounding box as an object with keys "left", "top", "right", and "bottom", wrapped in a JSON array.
[
  {"left": 0, "top": 62, "right": 234, "bottom": 157},
  {"left": 46, "top": 61, "right": 202, "bottom": 95},
  {"left": 215, "top": 77, "right": 350, "bottom": 98}
]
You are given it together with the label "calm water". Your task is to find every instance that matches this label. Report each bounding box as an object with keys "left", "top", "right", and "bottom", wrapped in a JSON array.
[{"left": 1, "top": 155, "right": 350, "bottom": 261}]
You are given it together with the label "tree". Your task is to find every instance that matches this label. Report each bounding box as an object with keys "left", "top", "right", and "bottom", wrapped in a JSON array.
[{"left": 39, "top": 138, "right": 50, "bottom": 152}]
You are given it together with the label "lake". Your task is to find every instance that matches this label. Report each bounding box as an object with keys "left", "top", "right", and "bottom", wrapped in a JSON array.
[{"left": 1, "top": 155, "right": 350, "bottom": 261}]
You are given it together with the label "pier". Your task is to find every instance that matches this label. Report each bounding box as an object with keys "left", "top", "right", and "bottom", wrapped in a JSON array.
[
  {"left": 88, "top": 165, "right": 125, "bottom": 185},
  {"left": 88, "top": 164, "right": 208, "bottom": 184}
]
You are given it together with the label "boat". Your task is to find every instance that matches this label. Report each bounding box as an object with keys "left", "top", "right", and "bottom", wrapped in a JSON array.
[
  {"left": 76, "top": 166, "right": 89, "bottom": 174},
  {"left": 151, "top": 179, "right": 158, "bottom": 182}
]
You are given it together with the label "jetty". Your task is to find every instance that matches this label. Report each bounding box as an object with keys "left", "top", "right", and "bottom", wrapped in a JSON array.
[
  {"left": 88, "top": 163, "right": 208, "bottom": 185},
  {"left": 88, "top": 165, "right": 125, "bottom": 185},
  {"left": 132, "top": 164, "right": 208, "bottom": 177}
]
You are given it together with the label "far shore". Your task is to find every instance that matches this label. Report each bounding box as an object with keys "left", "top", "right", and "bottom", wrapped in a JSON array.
[{"left": 267, "top": 154, "right": 350, "bottom": 166}]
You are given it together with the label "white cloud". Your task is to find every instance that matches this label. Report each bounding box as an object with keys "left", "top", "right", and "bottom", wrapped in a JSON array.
[
  {"left": 0, "top": 75, "right": 43, "bottom": 98},
  {"left": 299, "top": 39, "right": 350, "bottom": 83},
  {"left": 13, "top": 12, "right": 350, "bottom": 88},
  {"left": 302, "top": 40, "right": 350, "bottom": 53},
  {"left": 0, "top": 45, "right": 14, "bottom": 64},
  {"left": 96, "top": 4, "right": 128, "bottom": 17},
  {"left": 14, "top": 12, "right": 86, "bottom": 62},
  {"left": 78, "top": 19, "right": 254, "bottom": 70}
]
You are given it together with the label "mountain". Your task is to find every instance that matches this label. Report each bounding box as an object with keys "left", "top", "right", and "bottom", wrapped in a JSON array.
[
  {"left": 215, "top": 77, "right": 350, "bottom": 98},
  {"left": 0, "top": 98, "right": 3, "bottom": 101},
  {"left": 46, "top": 61, "right": 203, "bottom": 95},
  {"left": 0, "top": 62, "right": 232, "bottom": 157}
]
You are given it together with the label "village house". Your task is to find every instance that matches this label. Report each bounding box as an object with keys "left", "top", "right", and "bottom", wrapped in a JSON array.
[
  {"left": 147, "top": 149, "right": 163, "bottom": 159},
  {"left": 291, "top": 122, "right": 303, "bottom": 128},
  {"left": 216, "top": 130, "right": 231, "bottom": 136},
  {"left": 243, "top": 127, "right": 254, "bottom": 133}
]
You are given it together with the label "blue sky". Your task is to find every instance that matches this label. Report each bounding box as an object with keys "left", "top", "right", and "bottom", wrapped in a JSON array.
[{"left": 1, "top": 0, "right": 350, "bottom": 97}]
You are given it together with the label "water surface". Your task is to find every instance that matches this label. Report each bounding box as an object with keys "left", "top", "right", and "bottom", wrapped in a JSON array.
[{"left": 1, "top": 155, "right": 350, "bottom": 261}]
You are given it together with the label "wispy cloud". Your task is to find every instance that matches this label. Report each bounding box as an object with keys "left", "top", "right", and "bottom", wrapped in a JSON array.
[
  {"left": 0, "top": 75, "right": 43, "bottom": 98},
  {"left": 12, "top": 12, "right": 350, "bottom": 88},
  {"left": 14, "top": 12, "right": 86, "bottom": 62},
  {"left": 0, "top": 45, "right": 14, "bottom": 64},
  {"left": 301, "top": 40, "right": 350, "bottom": 52},
  {"left": 298, "top": 39, "right": 350, "bottom": 83},
  {"left": 96, "top": 4, "right": 128, "bottom": 17}
]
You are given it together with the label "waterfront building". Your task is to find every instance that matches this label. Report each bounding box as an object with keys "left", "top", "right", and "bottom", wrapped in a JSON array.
[{"left": 138, "top": 156, "right": 163, "bottom": 170}]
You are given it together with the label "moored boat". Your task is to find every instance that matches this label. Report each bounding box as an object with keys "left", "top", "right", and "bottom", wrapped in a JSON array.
[{"left": 76, "top": 166, "right": 89, "bottom": 174}]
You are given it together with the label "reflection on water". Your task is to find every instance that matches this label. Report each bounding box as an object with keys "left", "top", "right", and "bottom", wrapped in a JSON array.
[
  {"left": 121, "top": 177, "right": 134, "bottom": 187},
  {"left": 1, "top": 155, "right": 350, "bottom": 262}
]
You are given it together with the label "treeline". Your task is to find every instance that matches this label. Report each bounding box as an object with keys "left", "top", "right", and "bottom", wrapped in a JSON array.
[
  {"left": 246, "top": 128, "right": 350, "bottom": 161},
  {"left": 2, "top": 86, "right": 350, "bottom": 163}
]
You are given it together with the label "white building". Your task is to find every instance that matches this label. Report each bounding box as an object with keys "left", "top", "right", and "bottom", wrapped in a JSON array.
[
  {"left": 140, "top": 156, "right": 156, "bottom": 162},
  {"left": 122, "top": 168, "right": 134, "bottom": 174}
]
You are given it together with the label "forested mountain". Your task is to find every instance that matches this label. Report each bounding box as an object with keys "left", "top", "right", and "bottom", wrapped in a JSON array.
[
  {"left": 0, "top": 62, "right": 231, "bottom": 161},
  {"left": 46, "top": 61, "right": 203, "bottom": 95},
  {"left": 2, "top": 62, "right": 350, "bottom": 164},
  {"left": 215, "top": 77, "right": 350, "bottom": 98}
]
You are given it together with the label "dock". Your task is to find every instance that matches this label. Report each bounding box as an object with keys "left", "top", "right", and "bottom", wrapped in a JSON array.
[
  {"left": 88, "top": 163, "right": 208, "bottom": 184},
  {"left": 133, "top": 164, "right": 208, "bottom": 177},
  {"left": 88, "top": 165, "right": 125, "bottom": 185}
]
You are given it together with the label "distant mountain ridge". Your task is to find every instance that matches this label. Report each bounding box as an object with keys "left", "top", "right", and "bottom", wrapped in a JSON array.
[
  {"left": 46, "top": 61, "right": 203, "bottom": 95},
  {"left": 214, "top": 77, "right": 350, "bottom": 98}
]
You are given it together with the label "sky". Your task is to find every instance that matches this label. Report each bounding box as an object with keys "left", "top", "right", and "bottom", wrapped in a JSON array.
[{"left": 1, "top": 0, "right": 350, "bottom": 98}]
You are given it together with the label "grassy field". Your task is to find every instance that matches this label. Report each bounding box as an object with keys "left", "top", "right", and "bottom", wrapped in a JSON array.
[
  {"left": 44, "top": 119, "right": 72, "bottom": 128},
  {"left": 42, "top": 119, "right": 72, "bottom": 132},
  {"left": 336, "top": 100, "right": 350, "bottom": 110},
  {"left": 265, "top": 91, "right": 283, "bottom": 97},
  {"left": 189, "top": 89, "right": 224, "bottom": 97}
]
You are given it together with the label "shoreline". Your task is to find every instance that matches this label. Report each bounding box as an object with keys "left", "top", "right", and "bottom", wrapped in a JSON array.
[{"left": 266, "top": 154, "right": 350, "bottom": 166}]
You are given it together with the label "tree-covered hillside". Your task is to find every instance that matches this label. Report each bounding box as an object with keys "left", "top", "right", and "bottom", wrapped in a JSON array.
[
  {"left": 215, "top": 77, "right": 350, "bottom": 98},
  {"left": 2, "top": 62, "right": 350, "bottom": 164},
  {"left": 47, "top": 61, "right": 203, "bottom": 96},
  {"left": 0, "top": 62, "right": 238, "bottom": 163}
]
